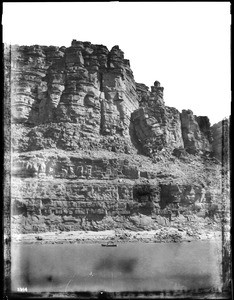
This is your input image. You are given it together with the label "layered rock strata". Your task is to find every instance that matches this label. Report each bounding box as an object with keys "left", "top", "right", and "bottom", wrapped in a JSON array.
[
  {"left": 132, "top": 81, "right": 184, "bottom": 156},
  {"left": 6, "top": 40, "right": 229, "bottom": 233},
  {"left": 211, "top": 118, "right": 230, "bottom": 163}
]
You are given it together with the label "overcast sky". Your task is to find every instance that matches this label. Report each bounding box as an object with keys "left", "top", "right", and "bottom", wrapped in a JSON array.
[{"left": 3, "top": 2, "right": 231, "bottom": 125}]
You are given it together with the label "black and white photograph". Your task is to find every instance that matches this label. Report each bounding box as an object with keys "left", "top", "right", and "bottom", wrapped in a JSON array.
[{"left": 3, "top": 2, "right": 231, "bottom": 299}]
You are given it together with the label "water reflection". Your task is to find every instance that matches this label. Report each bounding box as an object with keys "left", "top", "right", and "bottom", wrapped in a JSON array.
[
  {"left": 95, "top": 256, "right": 138, "bottom": 274},
  {"left": 11, "top": 241, "right": 222, "bottom": 292}
]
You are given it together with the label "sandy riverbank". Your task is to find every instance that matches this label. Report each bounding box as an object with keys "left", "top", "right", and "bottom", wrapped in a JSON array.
[{"left": 10, "top": 226, "right": 222, "bottom": 245}]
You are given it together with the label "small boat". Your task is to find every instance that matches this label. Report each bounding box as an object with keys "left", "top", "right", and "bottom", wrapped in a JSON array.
[{"left": 101, "top": 241, "right": 117, "bottom": 247}]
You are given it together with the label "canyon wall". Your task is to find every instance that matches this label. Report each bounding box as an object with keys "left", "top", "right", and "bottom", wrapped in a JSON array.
[
  {"left": 6, "top": 40, "right": 229, "bottom": 233},
  {"left": 211, "top": 118, "right": 230, "bottom": 163}
]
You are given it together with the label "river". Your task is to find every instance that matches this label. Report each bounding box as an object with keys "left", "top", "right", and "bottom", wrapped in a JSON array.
[{"left": 11, "top": 240, "right": 222, "bottom": 293}]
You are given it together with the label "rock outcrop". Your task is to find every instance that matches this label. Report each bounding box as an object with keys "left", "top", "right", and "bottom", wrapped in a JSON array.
[
  {"left": 132, "top": 81, "right": 184, "bottom": 156},
  {"left": 211, "top": 118, "right": 230, "bottom": 163},
  {"left": 11, "top": 41, "right": 139, "bottom": 138},
  {"left": 5, "top": 40, "right": 229, "bottom": 233},
  {"left": 180, "top": 110, "right": 212, "bottom": 155}
]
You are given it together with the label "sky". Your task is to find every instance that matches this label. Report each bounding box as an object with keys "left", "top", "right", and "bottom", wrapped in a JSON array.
[{"left": 3, "top": 2, "right": 231, "bottom": 125}]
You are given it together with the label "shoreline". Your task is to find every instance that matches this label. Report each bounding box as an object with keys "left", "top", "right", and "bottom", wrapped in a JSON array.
[{"left": 10, "top": 227, "right": 222, "bottom": 245}]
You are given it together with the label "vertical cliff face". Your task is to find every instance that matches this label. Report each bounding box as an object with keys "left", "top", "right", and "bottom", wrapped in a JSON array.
[
  {"left": 132, "top": 81, "right": 213, "bottom": 157},
  {"left": 132, "top": 81, "right": 168, "bottom": 156},
  {"left": 211, "top": 118, "right": 230, "bottom": 162},
  {"left": 132, "top": 81, "right": 185, "bottom": 156},
  {"left": 11, "top": 40, "right": 217, "bottom": 157},
  {"left": 8, "top": 40, "right": 228, "bottom": 233},
  {"left": 11, "top": 41, "right": 139, "bottom": 137},
  {"left": 180, "top": 110, "right": 212, "bottom": 154}
]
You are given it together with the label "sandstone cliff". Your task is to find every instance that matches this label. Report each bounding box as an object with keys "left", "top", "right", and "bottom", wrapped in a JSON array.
[{"left": 5, "top": 40, "right": 229, "bottom": 233}]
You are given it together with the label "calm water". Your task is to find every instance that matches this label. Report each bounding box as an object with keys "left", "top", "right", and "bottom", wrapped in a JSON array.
[{"left": 11, "top": 240, "right": 222, "bottom": 293}]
